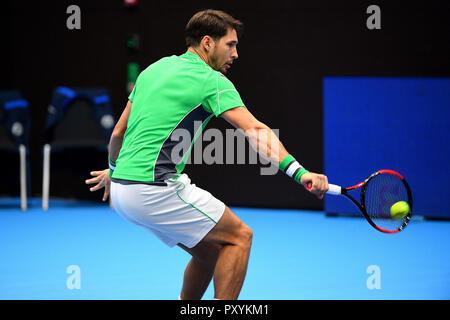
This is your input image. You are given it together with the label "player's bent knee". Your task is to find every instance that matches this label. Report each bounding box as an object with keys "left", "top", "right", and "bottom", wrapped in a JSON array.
[
  {"left": 204, "top": 206, "right": 253, "bottom": 248},
  {"left": 238, "top": 224, "right": 253, "bottom": 249}
]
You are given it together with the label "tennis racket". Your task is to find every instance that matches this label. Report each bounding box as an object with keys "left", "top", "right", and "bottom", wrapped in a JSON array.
[{"left": 308, "top": 169, "right": 413, "bottom": 233}]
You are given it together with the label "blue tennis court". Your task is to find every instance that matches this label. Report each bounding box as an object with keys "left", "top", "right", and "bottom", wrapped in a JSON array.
[{"left": 1, "top": 198, "right": 449, "bottom": 300}]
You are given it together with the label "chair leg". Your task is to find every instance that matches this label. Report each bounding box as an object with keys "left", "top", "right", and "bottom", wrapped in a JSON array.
[
  {"left": 19, "top": 144, "right": 27, "bottom": 211},
  {"left": 42, "top": 144, "right": 51, "bottom": 210}
]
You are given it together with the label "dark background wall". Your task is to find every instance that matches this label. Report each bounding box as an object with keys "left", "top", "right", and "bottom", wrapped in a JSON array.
[{"left": 1, "top": 0, "right": 449, "bottom": 210}]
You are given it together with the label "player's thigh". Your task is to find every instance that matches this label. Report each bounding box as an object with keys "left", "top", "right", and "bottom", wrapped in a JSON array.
[{"left": 202, "top": 206, "right": 253, "bottom": 246}]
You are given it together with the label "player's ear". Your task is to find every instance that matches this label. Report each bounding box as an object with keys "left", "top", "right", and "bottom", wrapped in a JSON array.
[{"left": 201, "top": 35, "right": 215, "bottom": 52}]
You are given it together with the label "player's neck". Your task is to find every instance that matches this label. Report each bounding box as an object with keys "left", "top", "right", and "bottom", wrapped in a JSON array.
[{"left": 187, "top": 47, "right": 210, "bottom": 66}]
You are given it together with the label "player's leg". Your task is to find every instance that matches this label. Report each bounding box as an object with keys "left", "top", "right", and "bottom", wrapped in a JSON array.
[
  {"left": 203, "top": 205, "right": 253, "bottom": 300},
  {"left": 178, "top": 241, "right": 222, "bottom": 300},
  {"left": 112, "top": 177, "right": 251, "bottom": 300},
  {"left": 178, "top": 205, "right": 252, "bottom": 300}
]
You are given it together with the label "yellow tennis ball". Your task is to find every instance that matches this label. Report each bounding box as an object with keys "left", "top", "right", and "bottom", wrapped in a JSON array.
[{"left": 390, "top": 201, "right": 410, "bottom": 219}]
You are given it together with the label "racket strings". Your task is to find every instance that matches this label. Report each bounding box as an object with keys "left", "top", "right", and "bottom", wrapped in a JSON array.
[{"left": 363, "top": 173, "right": 410, "bottom": 230}]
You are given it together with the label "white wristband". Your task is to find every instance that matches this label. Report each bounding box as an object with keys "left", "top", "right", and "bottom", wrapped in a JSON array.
[{"left": 285, "top": 161, "right": 302, "bottom": 178}]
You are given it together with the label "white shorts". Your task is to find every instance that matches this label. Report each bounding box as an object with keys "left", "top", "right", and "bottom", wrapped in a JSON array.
[{"left": 110, "top": 173, "right": 225, "bottom": 248}]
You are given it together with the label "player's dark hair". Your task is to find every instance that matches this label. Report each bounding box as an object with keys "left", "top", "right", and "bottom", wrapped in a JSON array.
[{"left": 185, "top": 9, "right": 243, "bottom": 47}]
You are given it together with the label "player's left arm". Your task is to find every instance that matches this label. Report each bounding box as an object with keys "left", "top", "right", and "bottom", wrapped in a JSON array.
[
  {"left": 109, "top": 100, "right": 132, "bottom": 162},
  {"left": 85, "top": 100, "right": 132, "bottom": 201}
]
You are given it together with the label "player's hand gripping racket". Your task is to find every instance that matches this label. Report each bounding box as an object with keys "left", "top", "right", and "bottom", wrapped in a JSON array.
[{"left": 308, "top": 169, "right": 412, "bottom": 233}]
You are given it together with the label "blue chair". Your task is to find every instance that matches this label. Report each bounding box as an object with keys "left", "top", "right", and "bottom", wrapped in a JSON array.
[
  {"left": 42, "top": 87, "right": 116, "bottom": 210},
  {"left": 0, "top": 91, "right": 31, "bottom": 210}
]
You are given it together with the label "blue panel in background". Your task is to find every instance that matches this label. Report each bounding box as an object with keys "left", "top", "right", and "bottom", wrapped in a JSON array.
[{"left": 324, "top": 77, "right": 450, "bottom": 218}]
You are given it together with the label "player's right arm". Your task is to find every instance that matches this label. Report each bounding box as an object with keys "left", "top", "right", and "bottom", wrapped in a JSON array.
[{"left": 221, "top": 106, "right": 328, "bottom": 199}]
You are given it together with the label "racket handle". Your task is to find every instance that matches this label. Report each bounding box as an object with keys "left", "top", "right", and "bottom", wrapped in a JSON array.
[
  {"left": 306, "top": 182, "right": 342, "bottom": 195},
  {"left": 326, "top": 184, "right": 342, "bottom": 195}
]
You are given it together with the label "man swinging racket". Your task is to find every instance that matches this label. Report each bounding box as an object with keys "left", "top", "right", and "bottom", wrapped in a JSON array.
[{"left": 85, "top": 9, "right": 328, "bottom": 300}]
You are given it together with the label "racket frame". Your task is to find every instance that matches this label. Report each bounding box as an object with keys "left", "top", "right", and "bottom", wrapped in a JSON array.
[{"left": 330, "top": 169, "right": 412, "bottom": 234}]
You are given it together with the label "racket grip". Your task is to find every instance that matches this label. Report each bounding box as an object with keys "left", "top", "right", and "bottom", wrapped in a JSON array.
[
  {"left": 306, "top": 182, "right": 342, "bottom": 195},
  {"left": 326, "top": 184, "right": 342, "bottom": 195}
]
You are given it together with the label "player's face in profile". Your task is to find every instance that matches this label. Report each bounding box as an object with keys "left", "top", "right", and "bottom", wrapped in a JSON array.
[{"left": 210, "top": 27, "right": 239, "bottom": 73}]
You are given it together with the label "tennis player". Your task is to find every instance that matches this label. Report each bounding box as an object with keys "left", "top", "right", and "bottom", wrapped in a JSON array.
[{"left": 85, "top": 9, "right": 328, "bottom": 300}]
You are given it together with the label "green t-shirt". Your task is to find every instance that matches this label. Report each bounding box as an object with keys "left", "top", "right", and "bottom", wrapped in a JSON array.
[{"left": 112, "top": 51, "right": 246, "bottom": 182}]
